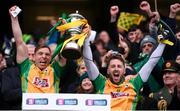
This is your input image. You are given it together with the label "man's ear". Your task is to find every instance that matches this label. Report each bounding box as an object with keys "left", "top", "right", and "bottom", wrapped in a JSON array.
[{"left": 123, "top": 65, "right": 126, "bottom": 75}]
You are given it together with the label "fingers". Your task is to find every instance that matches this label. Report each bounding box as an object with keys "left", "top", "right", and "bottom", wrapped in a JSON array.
[
  {"left": 9, "top": 5, "right": 17, "bottom": 12},
  {"left": 139, "top": 1, "right": 151, "bottom": 11},
  {"left": 111, "top": 6, "right": 119, "bottom": 11},
  {"left": 119, "top": 34, "right": 124, "bottom": 41},
  {"left": 170, "top": 3, "right": 180, "bottom": 13},
  {"left": 139, "top": 1, "right": 152, "bottom": 17},
  {"left": 9, "top": 5, "right": 21, "bottom": 18},
  {"left": 82, "top": 24, "right": 91, "bottom": 34},
  {"left": 58, "top": 18, "right": 67, "bottom": 24},
  {"left": 110, "top": 5, "right": 119, "bottom": 16},
  {"left": 169, "top": 3, "right": 180, "bottom": 18},
  {"left": 149, "top": 11, "right": 160, "bottom": 24}
]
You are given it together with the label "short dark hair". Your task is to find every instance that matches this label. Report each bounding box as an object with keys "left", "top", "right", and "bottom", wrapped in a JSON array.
[
  {"left": 107, "top": 54, "right": 125, "bottom": 67},
  {"left": 34, "top": 45, "right": 51, "bottom": 53},
  {"left": 128, "top": 24, "right": 139, "bottom": 33}
]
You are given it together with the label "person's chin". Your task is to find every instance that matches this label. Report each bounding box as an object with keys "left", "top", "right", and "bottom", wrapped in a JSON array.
[{"left": 113, "top": 79, "right": 120, "bottom": 84}]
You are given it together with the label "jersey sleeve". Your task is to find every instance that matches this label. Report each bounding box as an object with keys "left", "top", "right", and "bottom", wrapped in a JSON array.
[
  {"left": 93, "top": 73, "right": 106, "bottom": 93},
  {"left": 129, "top": 74, "right": 143, "bottom": 94},
  {"left": 18, "top": 58, "right": 31, "bottom": 77},
  {"left": 51, "top": 60, "right": 64, "bottom": 78}
]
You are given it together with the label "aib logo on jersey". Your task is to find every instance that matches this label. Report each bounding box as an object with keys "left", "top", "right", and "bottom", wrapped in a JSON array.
[
  {"left": 110, "top": 92, "right": 129, "bottom": 98},
  {"left": 33, "top": 77, "right": 49, "bottom": 87}
]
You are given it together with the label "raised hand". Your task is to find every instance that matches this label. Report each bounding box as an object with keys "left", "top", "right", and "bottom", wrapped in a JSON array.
[
  {"left": 110, "top": 5, "right": 119, "bottom": 22},
  {"left": 169, "top": 3, "right": 180, "bottom": 18},
  {"left": 9, "top": 5, "right": 21, "bottom": 18},
  {"left": 139, "top": 1, "right": 153, "bottom": 17},
  {"left": 110, "top": 5, "right": 119, "bottom": 17},
  {"left": 149, "top": 11, "right": 160, "bottom": 26}
]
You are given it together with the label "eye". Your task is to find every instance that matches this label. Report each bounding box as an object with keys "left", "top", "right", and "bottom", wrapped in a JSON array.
[
  {"left": 38, "top": 52, "right": 43, "bottom": 55},
  {"left": 45, "top": 53, "right": 50, "bottom": 56},
  {"left": 111, "top": 65, "right": 116, "bottom": 68}
]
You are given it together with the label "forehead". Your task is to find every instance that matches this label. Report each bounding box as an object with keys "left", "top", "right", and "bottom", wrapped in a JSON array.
[
  {"left": 82, "top": 78, "right": 91, "bottom": 81},
  {"left": 121, "top": 42, "right": 128, "bottom": 47},
  {"left": 177, "top": 55, "right": 180, "bottom": 58},
  {"left": 109, "top": 59, "right": 124, "bottom": 65},
  {"left": 100, "top": 31, "right": 108, "bottom": 35},
  {"left": 80, "top": 64, "right": 86, "bottom": 68},
  {"left": 136, "top": 29, "right": 141, "bottom": 33},
  {"left": 128, "top": 31, "right": 136, "bottom": 35},
  {"left": 143, "top": 42, "right": 153, "bottom": 46},
  {"left": 35, "top": 47, "right": 51, "bottom": 53},
  {"left": 176, "top": 32, "right": 180, "bottom": 35}
]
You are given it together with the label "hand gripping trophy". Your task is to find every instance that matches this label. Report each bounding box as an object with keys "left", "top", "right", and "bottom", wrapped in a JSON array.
[{"left": 55, "top": 11, "right": 89, "bottom": 60}]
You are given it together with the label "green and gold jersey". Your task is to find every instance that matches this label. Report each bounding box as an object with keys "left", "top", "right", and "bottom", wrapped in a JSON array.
[
  {"left": 19, "top": 59, "right": 62, "bottom": 93},
  {"left": 94, "top": 74, "right": 143, "bottom": 111}
]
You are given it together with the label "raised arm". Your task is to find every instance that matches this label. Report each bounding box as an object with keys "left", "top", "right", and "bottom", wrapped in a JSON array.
[
  {"left": 139, "top": 42, "right": 166, "bottom": 82},
  {"left": 9, "top": 6, "right": 28, "bottom": 64},
  {"left": 83, "top": 31, "right": 99, "bottom": 80}
]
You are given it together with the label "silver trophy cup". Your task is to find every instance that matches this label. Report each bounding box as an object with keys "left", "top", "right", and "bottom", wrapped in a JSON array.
[{"left": 61, "top": 12, "right": 85, "bottom": 59}]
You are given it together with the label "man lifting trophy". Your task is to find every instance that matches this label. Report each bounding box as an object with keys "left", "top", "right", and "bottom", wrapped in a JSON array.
[{"left": 55, "top": 11, "right": 90, "bottom": 60}]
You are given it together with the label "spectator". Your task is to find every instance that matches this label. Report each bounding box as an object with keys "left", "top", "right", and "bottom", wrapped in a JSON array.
[
  {"left": 92, "top": 38, "right": 107, "bottom": 71},
  {"left": 76, "top": 73, "right": 95, "bottom": 94},
  {"left": 140, "top": 1, "right": 180, "bottom": 60},
  {"left": 66, "top": 60, "right": 87, "bottom": 93},
  {"left": 176, "top": 52, "right": 180, "bottom": 64},
  {"left": 149, "top": 60, "right": 180, "bottom": 110},
  {"left": 140, "top": 35, "right": 157, "bottom": 55},
  {"left": 0, "top": 50, "right": 22, "bottom": 110},
  {"left": 127, "top": 25, "right": 144, "bottom": 44},
  {"left": 136, "top": 1, "right": 180, "bottom": 95}
]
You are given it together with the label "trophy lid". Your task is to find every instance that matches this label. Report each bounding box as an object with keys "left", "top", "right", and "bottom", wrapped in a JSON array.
[{"left": 69, "top": 11, "right": 85, "bottom": 20}]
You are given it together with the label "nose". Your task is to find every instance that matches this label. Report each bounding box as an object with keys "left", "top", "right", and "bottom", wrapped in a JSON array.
[
  {"left": 114, "top": 66, "right": 119, "bottom": 70},
  {"left": 84, "top": 68, "right": 87, "bottom": 72},
  {"left": 42, "top": 54, "right": 46, "bottom": 58}
]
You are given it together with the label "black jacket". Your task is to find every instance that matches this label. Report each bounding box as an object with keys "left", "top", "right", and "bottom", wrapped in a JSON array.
[{"left": 0, "top": 66, "right": 22, "bottom": 110}]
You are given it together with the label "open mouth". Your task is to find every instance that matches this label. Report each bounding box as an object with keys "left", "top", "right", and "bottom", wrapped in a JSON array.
[
  {"left": 113, "top": 71, "right": 120, "bottom": 81},
  {"left": 39, "top": 61, "right": 47, "bottom": 65}
]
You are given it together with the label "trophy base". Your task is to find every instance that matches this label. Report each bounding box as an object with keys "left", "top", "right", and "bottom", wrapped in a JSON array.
[{"left": 62, "top": 48, "right": 81, "bottom": 60}]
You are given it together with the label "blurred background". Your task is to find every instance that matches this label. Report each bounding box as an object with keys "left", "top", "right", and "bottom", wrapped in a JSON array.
[{"left": 0, "top": 0, "right": 180, "bottom": 46}]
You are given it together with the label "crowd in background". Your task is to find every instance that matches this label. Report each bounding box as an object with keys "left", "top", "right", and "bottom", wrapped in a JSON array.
[{"left": 0, "top": 1, "right": 180, "bottom": 110}]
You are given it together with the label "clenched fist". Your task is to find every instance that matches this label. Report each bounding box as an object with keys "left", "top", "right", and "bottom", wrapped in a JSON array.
[
  {"left": 139, "top": 1, "right": 152, "bottom": 17},
  {"left": 169, "top": 3, "right": 180, "bottom": 18}
]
